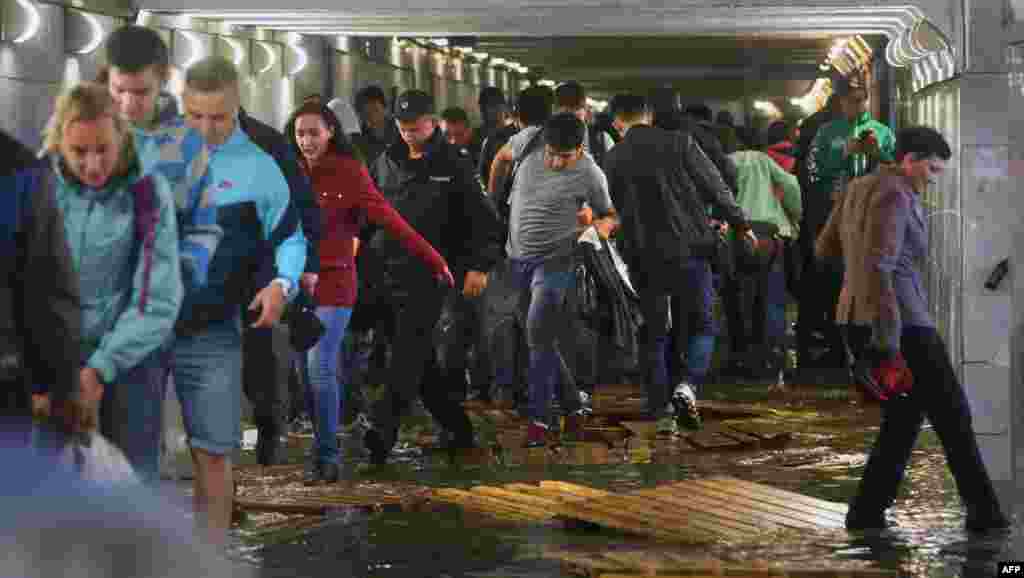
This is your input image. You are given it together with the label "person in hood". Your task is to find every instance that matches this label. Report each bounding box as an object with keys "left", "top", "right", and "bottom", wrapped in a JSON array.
[
  {"left": 41, "top": 83, "right": 183, "bottom": 485},
  {"left": 285, "top": 101, "right": 453, "bottom": 482}
]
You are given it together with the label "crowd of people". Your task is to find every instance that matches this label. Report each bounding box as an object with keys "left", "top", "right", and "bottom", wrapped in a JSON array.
[{"left": 0, "top": 22, "right": 1010, "bottom": 554}]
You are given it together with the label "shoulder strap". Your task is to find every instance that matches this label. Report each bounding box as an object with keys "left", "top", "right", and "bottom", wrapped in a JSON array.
[
  {"left": 506, "top": 128, "right": 545, "bottom": 192},
  {"left": 132, "top": 176, "right": 159, "bottom": 314}
]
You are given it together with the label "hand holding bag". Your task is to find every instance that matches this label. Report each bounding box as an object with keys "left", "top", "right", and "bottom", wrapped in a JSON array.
[{"left": 285, "top": 291, "right": 326, "bottom": 352}]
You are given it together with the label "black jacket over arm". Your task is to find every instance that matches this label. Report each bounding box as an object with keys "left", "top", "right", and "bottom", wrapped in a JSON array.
[
  {"left": 239, "top": 110, "right": 320, "bottom": 281},
  {"left": 602, "top": 125, "right": 747, "bottom": 276},
  {"left": 0, "top": 131, "right": 81, "bottom": 409}
]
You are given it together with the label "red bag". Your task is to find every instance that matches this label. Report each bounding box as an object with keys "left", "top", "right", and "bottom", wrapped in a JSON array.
[{"left": 853, "top": 350, "right": 913, "bottom": 402}]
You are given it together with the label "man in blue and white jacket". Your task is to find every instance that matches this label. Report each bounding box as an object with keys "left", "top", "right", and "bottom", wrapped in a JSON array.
[{"left": 135, "top": 56, "right": 306, "bottom": 544}]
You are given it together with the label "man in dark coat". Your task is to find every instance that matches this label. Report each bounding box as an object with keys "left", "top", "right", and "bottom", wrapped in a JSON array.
[{"left": 603, "top": 95, "right": 751, "bottom": 435}]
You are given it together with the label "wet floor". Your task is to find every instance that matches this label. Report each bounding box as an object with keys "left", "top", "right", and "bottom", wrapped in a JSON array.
[{"left": 221, "top": 380, "right": 1023, "bottom": 578}]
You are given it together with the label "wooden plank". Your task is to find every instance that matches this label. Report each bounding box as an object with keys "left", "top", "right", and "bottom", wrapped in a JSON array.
[
  {"left": 706, "top": 476, "right": 848, "bottom": 516},
  {"left": 644, "top": 481, "right": 837, "bottom": 530},
  {"left": 683, "top": 430, "right": 742, "bottom": 450},
  {"left": 631, "top": 485, "right": 818, "bottom": 531},
  {"left": 555, "top": 500, "right": 704, "bottom": 543},
  {"left": 685, "top": 478, "right": 846, "bottom": 524},
  {"left": 431, "top": 488, "right": 547, "bottom": 522},
  {"left": 568, "top": 494, "right": 750, "bottom": 542},
  {"left": 539, "top": 480, "right": 613, "bottom": 500},
  {"left": 471, "top": 486, "right": 565, "bottom": 511},
  {"left": 682, "top": 480, "right": 846, "bottom": 529},
  {"left": 589, "top": 491, "right": 770, "bottom": 536}
]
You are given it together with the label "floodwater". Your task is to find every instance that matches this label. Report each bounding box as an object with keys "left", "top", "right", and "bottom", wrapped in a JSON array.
[{"left": 224, "top": 381, "right": 1022, "bottom": 578}]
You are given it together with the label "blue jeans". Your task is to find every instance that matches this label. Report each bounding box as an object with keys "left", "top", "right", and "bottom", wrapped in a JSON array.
[
  {"left": 307, "top": 307, "right": 352, "bottom": 465},
  {"left": 508, "top": 254, "right": 575, "bottom": 423},
  {"left": 98, "top": 349, "right": 172, "bottom": 485},
  {"left": 634, "top": 258, "right": 717, "bottom": 415},
  {"left": 173, "top": 318, "right": 244, "bottom": 456},
  {"left": 724, "top": 257, "right": 787, "bottom": 355}
]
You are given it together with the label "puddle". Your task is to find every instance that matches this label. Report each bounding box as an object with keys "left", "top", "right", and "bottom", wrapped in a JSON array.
[{"left": 228, "top": 383, "right": 1021, "bottom": 577}]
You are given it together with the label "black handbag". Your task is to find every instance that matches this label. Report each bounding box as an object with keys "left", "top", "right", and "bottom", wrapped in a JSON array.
[{"left": 285, "top": 292, "right": 325, "bottom": 352}]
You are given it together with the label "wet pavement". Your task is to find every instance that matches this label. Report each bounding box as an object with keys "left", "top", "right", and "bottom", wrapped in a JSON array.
[{"left": 215, "top": 380, "right": 1022, "bottom": 578}]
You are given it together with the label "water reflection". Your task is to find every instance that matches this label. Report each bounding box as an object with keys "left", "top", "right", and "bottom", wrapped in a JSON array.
[{"left": 232, "top": 396, "right": 1019, "bottom": 578}]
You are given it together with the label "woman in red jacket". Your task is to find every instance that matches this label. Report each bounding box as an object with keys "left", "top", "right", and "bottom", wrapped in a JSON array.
[{"left": 286, "top": 102, "right": 454, "bottom": 483}]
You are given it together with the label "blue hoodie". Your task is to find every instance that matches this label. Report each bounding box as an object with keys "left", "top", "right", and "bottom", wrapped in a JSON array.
[
  {"left": 52, "top": 158, "right": 182, "bottom": 384},
  {"left": 134, "top": 118, "right": 306, "bottom": 317}
]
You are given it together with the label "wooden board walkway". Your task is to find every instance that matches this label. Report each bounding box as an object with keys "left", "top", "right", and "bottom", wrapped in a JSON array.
[
  {"left": 234, "top": 465, "right": 433, "bottom": 515},
  {"left": 427, "top": 475, "right": 847, "bottom": 545}
]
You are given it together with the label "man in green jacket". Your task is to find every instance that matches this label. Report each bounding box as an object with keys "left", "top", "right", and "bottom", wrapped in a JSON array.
[
  {"left": 723, "top": 138, "right": 801, "bottom": 383},
  {"left": 799, "top": 76, "right": 895, "bottom": 371}
]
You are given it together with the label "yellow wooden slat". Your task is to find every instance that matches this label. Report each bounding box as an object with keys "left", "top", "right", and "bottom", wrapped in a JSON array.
[
  {"left": 704, "top": 476, "right": 849, "bottom": 515},
  {"left": 565, "top": 494, "right": 750, "bottom": 542},
  {"left": 628, "top": 486, "right": 798, "bottom": 532},
  {"left": 588, "top": 491, "right": 770, "bottom": 536},
  {"left": 682, "top": 479, "right": 846, "bottom": 529},
  {"left": 636, "top": 480, "right": 844, "bottom": 530}
]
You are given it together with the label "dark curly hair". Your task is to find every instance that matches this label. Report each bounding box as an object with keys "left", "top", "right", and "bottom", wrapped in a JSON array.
[{"left": 284, "top": 101, "right": 363, "bottom": 164}]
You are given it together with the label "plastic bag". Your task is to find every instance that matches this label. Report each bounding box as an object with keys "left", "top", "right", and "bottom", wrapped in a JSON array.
[{"left": 60, "top": 432, "right": 141, "bottom": 486}]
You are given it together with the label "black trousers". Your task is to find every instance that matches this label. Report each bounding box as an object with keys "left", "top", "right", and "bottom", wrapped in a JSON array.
[
  {"left": 797, "top": 250, "right": 845, "bottom": 367},
  {"left": 241, "top": 322, "right": 290, "bottom": 461},
  {"left": 849, "top": 326, "right": 1004, "bottom": 520},
  {"left": 367, "top": 280, "right": 474, "bottom": 451},
  {"left": 436, "top": 269, "right": 492, "bottom": 402}
]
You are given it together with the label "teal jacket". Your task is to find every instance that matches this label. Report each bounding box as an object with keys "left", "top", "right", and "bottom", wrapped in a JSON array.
[
  {"left": 52, "top": 158, "right": 183, "bottom": 384},
  {"left": 729, "top": 150, "right": 802, "bottom": 238}
]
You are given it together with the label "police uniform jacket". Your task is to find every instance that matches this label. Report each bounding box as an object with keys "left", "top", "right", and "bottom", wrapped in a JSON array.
[{"left": 366, "top": 128, "right": 504, "bottom": 285}]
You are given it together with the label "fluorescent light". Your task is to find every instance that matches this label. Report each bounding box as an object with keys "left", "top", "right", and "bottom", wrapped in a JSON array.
[
  {"left": 13, "top": 0, "right": 41, "bottom": 44},
  {"left": 490, "top": 57, "right": 506, "bottom": 66},
  {"left": 431, "top": 38, "right": 448, "bottom": 47},
  {"left": 180, "top": 31, "right": 204, "bottom": 71},
  {"left": 287, "top": 36, "right": 307, "bottom": 76},
  {"left": 256, "top": 41, "right": 276, "bottom": 75},
  {"left": 223, "top": 37, "right": 245, "bottom": 68},
  {"left": 74, "top": 11, "right": 104, "bottom": 55},
  {"left": 472, "top": 52, "right": 488, "bottom": 61}
]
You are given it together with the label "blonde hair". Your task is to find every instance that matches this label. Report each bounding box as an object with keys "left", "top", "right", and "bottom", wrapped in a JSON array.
[{"left": 43, "top": 82, "right": 135, "bottom": 173}]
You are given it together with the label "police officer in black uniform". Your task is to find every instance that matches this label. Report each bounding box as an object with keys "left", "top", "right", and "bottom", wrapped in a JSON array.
[{"left": 361, "top": 90, "right": 505, "bottom": 465}]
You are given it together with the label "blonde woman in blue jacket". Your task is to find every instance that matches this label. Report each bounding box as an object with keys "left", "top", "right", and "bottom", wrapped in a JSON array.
[{"left": 42, "top": 82, "right": 183, "bottom": 484}]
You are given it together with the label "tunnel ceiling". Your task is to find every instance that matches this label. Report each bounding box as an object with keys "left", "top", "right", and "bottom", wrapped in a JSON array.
[
  {"left": 157, "top": 0, "right": 916, "bottom": 101},
  {"left": 472, "top": 35, "right": 837, "bottom": 100}
]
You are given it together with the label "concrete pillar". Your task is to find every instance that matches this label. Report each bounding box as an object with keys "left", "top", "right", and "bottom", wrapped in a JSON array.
[{"left": 954, "top": 0, "right": 1020, "bottom": 519}]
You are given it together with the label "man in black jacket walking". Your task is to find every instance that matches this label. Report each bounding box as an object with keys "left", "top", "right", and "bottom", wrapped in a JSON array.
[
  {"left": 603, "top": 95, "right": 751, "bottom": 435},
  {"left": 361, "top": 90, "right": 504, "bottom": 465},
  {"left": 236, "top": 109, "right": 321, "bottom": 466},
  {"left": 0, "top": 130, "right": 83, "bottom": 440}
]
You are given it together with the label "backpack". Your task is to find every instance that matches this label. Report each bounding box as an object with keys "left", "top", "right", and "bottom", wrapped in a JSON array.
[
  {"left": 130, "top": 176, "right": 160, "bottom": 314},
  {"left": 587, "top": 124, "right": 611, "bottom": 168},
  {"left": 499, "top": 127, "right": 546, "bottom": 225}
]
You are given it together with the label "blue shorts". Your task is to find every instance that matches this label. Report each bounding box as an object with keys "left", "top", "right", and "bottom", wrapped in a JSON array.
[{"left": 171, "top": 318, "right": 243, "bottom": 456}]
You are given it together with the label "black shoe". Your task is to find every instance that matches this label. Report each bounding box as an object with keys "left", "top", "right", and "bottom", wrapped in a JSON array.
[
  {"left": 845, "top": 509, "right": 894, "bottom": 531},
  {"left": 319, "top": 462, "right": 340, "bottom": 483},
  {"left": 363, "top": 429, "right": 388, "bottom": 466},
  {"left": 255, "top": 426, "right": 282, "bottom": 466},
  {"left": 965, "top": 510, "right": 1012, "bottom": 533}
]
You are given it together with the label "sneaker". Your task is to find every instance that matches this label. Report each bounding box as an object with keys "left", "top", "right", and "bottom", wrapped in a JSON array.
[
  {"left": 577, "top": 391, "right": 593, "bottom": 416},
  {"left": 671, "top": 382, "right": 702, "bottom": 431},
  {"left": 524, "top": 421, "right": 549, "bottom": 448}
]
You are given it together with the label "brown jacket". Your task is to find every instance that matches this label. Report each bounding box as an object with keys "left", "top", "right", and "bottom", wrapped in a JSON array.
[{"left": 814, "top": 165, "right": 898, "bottom": 326}]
